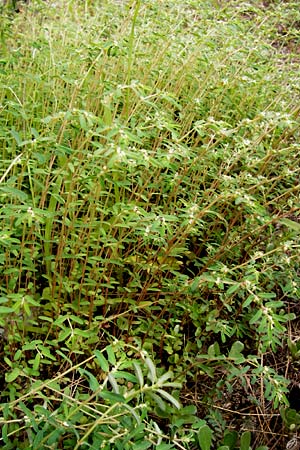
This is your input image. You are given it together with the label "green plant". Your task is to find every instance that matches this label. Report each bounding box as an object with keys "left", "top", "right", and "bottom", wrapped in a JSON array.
[{"left": 0, "top": 0, "right": 299, "bottom": 448}]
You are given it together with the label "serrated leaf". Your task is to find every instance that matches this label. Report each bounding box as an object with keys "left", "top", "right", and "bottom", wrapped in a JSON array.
[{"left": 94, "top": 350, "right": 109, "bottom": 372}]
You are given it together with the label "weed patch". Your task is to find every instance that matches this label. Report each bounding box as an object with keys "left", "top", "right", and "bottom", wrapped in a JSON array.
[{"left": 0, "top": 0, "right": 299, "bottom": 448}]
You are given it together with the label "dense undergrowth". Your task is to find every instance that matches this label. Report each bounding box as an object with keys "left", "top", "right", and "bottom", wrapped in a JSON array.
[{"left": 0, "top": 0, "right": 300, "bottom": 448}]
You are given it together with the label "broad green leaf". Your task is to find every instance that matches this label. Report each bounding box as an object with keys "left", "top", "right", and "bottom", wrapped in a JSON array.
[
  {"left": 198, "top": 424, "right": 212, "bottom": 450},
  {"left": 99, "top": 391, "right": 125, "bottom": 403},
  {"left": 156, "top": 388, "right": 180, "bottom": 409},
  {"left": 57, "top": 328, "right": 72, "bottom": 342},
  {"left": 10, "top": 129, "right": 22, "bottom": 146},
  {"left": 112, "top": 370, "right": 137, "bottom": 383},
  {"left": 229, "top": 341, "right": 244, "bottom": 359},
  {"left": 223, "top": 430, "right": 238, "bottom": 449},
  {"left": 34, "top": 405, "right": 51, "bottom": 418},
  {"left": 5, "top": 367, "right": 21, "bottom": 383},
  {"left": 240, "top": 431, "right": 251, "bottom": 450},
  {"left": 180, "top": 405, "right": 197, "bottom": 415},
  {"left": 0, "top": 306, "right": 14, "bottom": 313},
  {"left": 94, "top": 350, "right": 109, "bottom": 372},
  {"left": 38, "top": 345, "right": 56, "bottom": 361}
]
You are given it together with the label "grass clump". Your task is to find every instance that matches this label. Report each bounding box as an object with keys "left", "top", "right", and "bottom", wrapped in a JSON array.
[{"left": 0, "top": 0, "right": 300, "bottom": 448}]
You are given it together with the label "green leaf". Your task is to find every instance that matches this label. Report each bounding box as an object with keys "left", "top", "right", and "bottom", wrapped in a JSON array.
[
  {"left": 243, "top": 294, "right": 255, "bottom": 309},
  {"left": 133, "top": 362, "right": 144, "bottom": 388},
  {"left": 0, "top": 306, "right": 15, "bottom": 314},
  {"left": 38, "top": 345, "right": 56, "bottom": 361},
  {"left": 113, "top": 371, "right": 137, "bottom": 383},
  {"left": 156, "top": 388, "right": 181, "bottom": 409},
  {"left": 198, "top": 424, "right": 213, "bottom": 450},
  {"left": 79, "top": 368, "right": 100, "bottom": 392},
  {"left": 1, "top": 424, "right": 8, "bottom": 445},
  {"left": 11, "top": 129, "right": 22, "bottom": 146},
  {"left": 249, "top": 309, "right": 263, "bottom": 324},
  {"left": 147, "top": 391, "right": 167, "bottom": 411},
  {"left": 229, "top": 341, "right": 244, "bottom": 359},
  {"left": 18, "top": 402, "right": 38, "bottom": 432},
  {"left": 5, "top": 367, "right": 21, "bottom": 383},
  {"left": 157, "top": 371, "right": 173, "bottom": 386},
  {"left": 106, "top": 345, "right": 116, "bottom": 365},
  {"left": 145, "top": 357, "right": 157, "bottom": 383},
  {"left": 131, "top": 442, "right": 151, "bottom": 450},
  {"left": 32, "top": 353, "right": 41, "bottom": 372},
  {"left": 226, "top": 283, "right": 240, "bottom": 296},
  {"left": 240, "top": 431, "right": 251, "bottom": 450},
  {"left": 0, "top": 305, "right": 15, "bottom": 313},
  {"left": 223, "top": 430, "right": 238, "bottom": 449},
  {"left": 94, "top": 350, "right": 109, "bottom": 372},
  {"left": 99, "top": 391, "right": 125, "bottom": 403},
  {"left": 279, "top": 218, "right": 300, "bottom": 232},
  {"left": 108, "top": 373, "right": 119, "bottom": 393}
]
